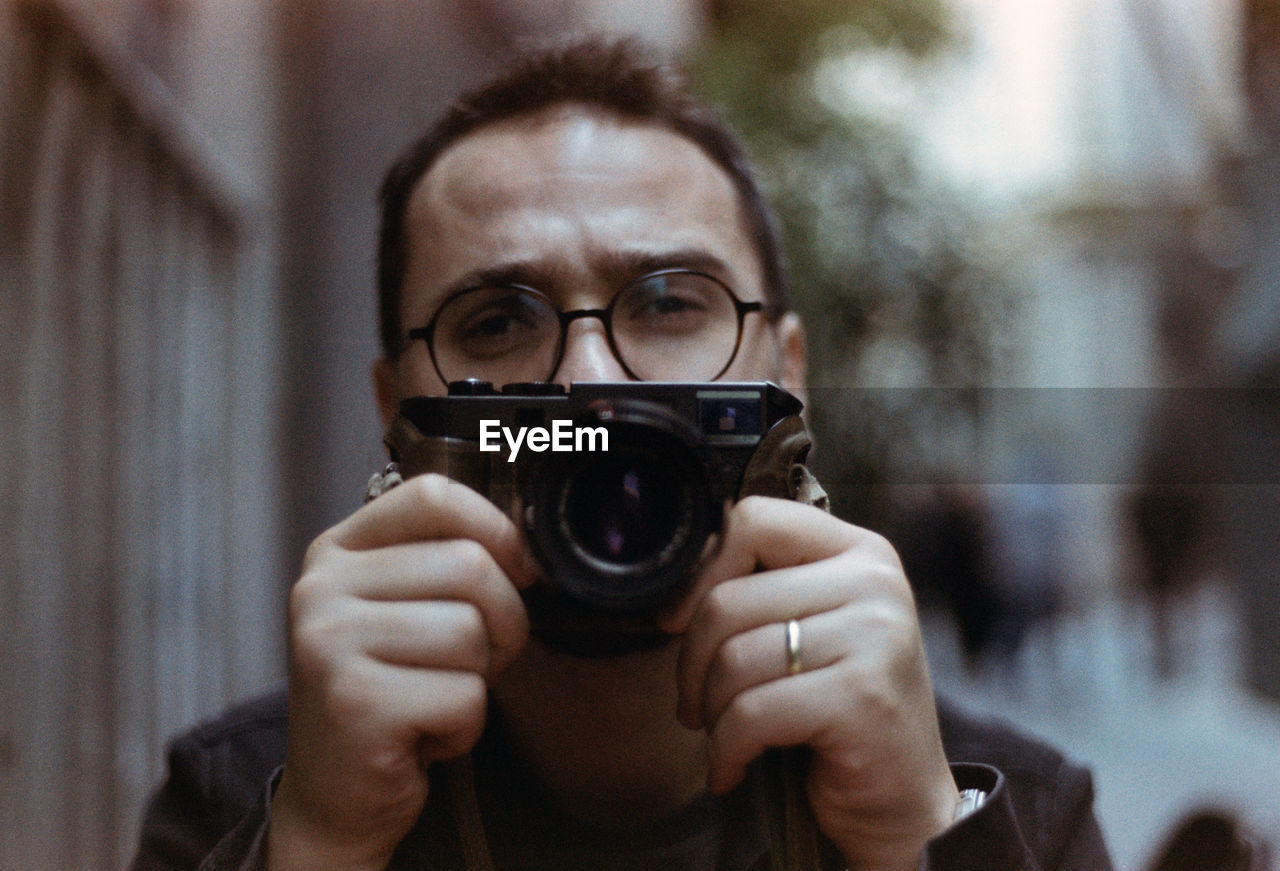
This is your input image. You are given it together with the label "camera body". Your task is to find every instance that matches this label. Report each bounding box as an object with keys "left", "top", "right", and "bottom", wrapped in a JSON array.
[{"left": 386, "top": 380, "right": 807, "bottom": 651}]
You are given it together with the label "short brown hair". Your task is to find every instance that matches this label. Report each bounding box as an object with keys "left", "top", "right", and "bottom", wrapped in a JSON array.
[{"left": 376, "top": 37, "right": 789, "bottom": 358}]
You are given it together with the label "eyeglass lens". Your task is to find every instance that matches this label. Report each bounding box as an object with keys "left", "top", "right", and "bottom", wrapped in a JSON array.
[{"left": 429, "top": 272, "right": 744, "bottom": 383}]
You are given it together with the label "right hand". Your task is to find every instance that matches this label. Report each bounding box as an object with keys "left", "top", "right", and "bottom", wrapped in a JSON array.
[{"left": 267, "top": 473, "right": 537, "bottom": 871}]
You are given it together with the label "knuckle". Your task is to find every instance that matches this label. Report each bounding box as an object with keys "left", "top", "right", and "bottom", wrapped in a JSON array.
[
  {"left": 734, "top": 495, "right": 772, "bottom": 525},
  {"left": 724, "top": 688, "right": 765, "bottom": 732},
  {"left": 853, "top": 600, "right": 916, "bottom": 652},
  {"left": 289, "top": 569, "right": 332, "bottom": 622},
  {"left": 454, "top": 606, "right": 492, "bottom": 669},
  {"left": 289, "top": 607, "right": 346, "bottom": 680},
  {"left": 456, "top": 602, "right": 488, "bottom": 641},
  {"left": 450, "top": 538, "right": 494, "bottom": 579},
  {"left": 713, "top": 632, "right": 754, "bottom": 682},
  {"left": 293, "top": 606, "right": 340, "bottom": 652},
  {"left": 300, "top": 530, "right": 341, "bottom": 574},
  {"left": 701, "top": 585, "right": 735, "bottom": 629},
  {"left": 835, "top": 611, "right": 922, "bottom": 699},
  {"left": 324, "top": 667, "right": 374, "bottom": 725},
  {"left": 287, "top": 569, "right": 363, "bottom": 679},
  {"left": 404, "top": 472, "right": 454, "bottom": 512},
  {"left": 865, "top": 531, "right": 906, "bottom": 573},
  {"left": 822, "top": 561, "right": 862, "bottom": 602},
  {"left": 876, "top": 563, "right": 918, "bottom": 607},
  {"left": 844, "top": 667, "right": 896, "bottom": 724},
  {"left": 456, "top": 673, "right": 488, "bottom": 716},
  {"left": 440, "top": 675, "right": 488, "bottom": 755}
]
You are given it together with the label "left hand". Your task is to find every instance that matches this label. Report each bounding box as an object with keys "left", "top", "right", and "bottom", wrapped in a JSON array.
[{"left": 658, "top": 496, "right": 959, "bottom": 871}]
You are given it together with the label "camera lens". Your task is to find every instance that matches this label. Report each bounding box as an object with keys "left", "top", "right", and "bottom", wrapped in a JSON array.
[
  {"left": 561, "top": 451, "right": 681, "bottom": 566},
  {"left": 522, "top": 400, "right": 721, "bottom": 616}
]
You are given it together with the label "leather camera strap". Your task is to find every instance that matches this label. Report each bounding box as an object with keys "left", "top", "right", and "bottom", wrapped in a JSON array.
[{"left": 442, "top": 755, "right": 496, "bottom": 871}]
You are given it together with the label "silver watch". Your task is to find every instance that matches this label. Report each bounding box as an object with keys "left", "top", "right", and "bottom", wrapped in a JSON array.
[{"left": 954, "top": 788, "right": 988, "bottom": 822}]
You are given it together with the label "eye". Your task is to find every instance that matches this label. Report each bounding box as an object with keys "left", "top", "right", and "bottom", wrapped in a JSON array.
[
  {"left": 441, "top": 288, "right": 555, "bottom": 358},
  {"left": 640, "top": 294, "right": 700, "bottom": 315},
  {"left": 464, "top": 309, "right": 528, "bottom": 338},
  {"left": 617, "top": 273, "right": 719, "bottom": 333}
]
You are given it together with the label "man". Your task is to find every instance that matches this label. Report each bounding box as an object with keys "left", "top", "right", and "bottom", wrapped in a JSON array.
[{"left": 133, "top": 39, "right": 1112, "bottom": 871}]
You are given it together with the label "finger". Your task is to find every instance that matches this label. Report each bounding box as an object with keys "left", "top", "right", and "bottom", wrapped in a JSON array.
[
  {"left": 293, "top": 541, "right": 530, "bottom": 674},
  {"left": 705, "top": 667, "right": 842, "bottom": 795},
  {"left": 351, "top": 599, "right": 491, "bottom": 675},
  {"left": 674, "top": 563, "right": 860, "bottom": 729},
  {"left": 327, "top": 473, "right": 539, "bottom": 590},
  {"left": 658, "top": 497, "right": 885, "bottom": 634},
  {"left": 342, "top": 660, "right": 491, "bottom": 765},
  {"left": 700, "top": 610, "right": 849, "bottom": 731}
]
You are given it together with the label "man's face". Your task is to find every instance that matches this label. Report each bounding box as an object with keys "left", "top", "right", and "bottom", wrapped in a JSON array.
[{"left": 376, "top": 104, "right": 805, "bottom": 416}]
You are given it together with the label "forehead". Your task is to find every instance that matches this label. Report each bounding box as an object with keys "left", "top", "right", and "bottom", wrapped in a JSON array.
[{"left": 400, "top": 105, "right": 757, "bottom": 306}]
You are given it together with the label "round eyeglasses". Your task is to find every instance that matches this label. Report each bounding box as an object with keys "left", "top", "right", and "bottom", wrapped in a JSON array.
[{"left": 404, "top": 269, "right": 780, "bottom": 385}]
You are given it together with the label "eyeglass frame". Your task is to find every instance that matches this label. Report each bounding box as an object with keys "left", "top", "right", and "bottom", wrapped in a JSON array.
[{"left": 403, "top": 267, "right": 784, "bottom": 384}]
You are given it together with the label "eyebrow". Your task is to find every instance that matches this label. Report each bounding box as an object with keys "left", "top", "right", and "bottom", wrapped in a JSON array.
[
  {"left": 439, "top": 247, "right": 736, "bottom": 298},
  {"left": 593, "top": 248, "right": 734, "bottom": 283},
  {"left": 440, "top": 262, "right": 556, "bottom": 297}
]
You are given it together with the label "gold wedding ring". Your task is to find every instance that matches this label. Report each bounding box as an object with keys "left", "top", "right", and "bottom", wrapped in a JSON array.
[{"left": 785, "top": 618, "right": 803, "bottom": 675}]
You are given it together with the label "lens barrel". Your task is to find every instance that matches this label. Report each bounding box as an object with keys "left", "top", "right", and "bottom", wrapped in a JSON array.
[{"left": 521, "top": 399, "right": 722, "bottom": 615}]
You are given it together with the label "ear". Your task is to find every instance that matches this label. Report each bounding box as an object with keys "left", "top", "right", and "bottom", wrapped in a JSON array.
[
  {"left": 774, "top": 312, "right": 808, "bottom": 406},
  {"left": 372, "top": 357, "right": 400, "bottom": 426}
]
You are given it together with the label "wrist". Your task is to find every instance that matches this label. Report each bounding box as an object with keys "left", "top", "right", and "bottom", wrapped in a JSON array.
[
  {"left": 832, "top": 781, "right": 960, "bottom": 871},
  {"left": 266, "top": 778, "right": 397, "bottom": 871},
  {"left": 837, "top": 787, "right": 987, "bottom": 870}
]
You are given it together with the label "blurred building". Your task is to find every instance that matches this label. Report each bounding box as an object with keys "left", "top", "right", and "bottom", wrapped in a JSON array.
[
  {"left": 896, "top": 0, "right": 1278, "bottom": 698},
  {"left": 1, "top": 2, "right": 698, "bottom": 869},
  {"left": 1225, "top": 0, "right": 1280, "bottom": 703},
  {"left": 2, "top": 2, "right": 282, "bottom": 869}
]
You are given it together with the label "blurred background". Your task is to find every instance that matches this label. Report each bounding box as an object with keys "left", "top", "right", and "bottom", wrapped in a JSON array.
[{"left": 2, "top": 0, "right": 1277, "bottom": 869}]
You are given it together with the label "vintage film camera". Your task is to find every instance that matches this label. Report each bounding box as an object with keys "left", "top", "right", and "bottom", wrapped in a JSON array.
[{"left": 382, "top": 380, "right": 817, "bottom": 653}]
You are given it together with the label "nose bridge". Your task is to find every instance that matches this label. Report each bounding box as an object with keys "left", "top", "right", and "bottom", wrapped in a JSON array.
[{"left": 554, "top": 310, "right": 628, "bottom": 383}]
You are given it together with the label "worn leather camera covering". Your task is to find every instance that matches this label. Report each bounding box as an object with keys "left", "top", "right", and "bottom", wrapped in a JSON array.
[
  {"left": 736, "top": 414, "right": 829, "bottom": 512},
  {"left": 383, "top": 409, "right": 829, "bottom": 513},
  {"left": 385, "top": 412, "right": 486, "bottom": 482}
]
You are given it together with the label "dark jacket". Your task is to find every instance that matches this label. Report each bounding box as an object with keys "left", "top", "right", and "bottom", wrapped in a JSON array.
[{"left": 131, "top": 690, "right": 1112, "bottom": 871}]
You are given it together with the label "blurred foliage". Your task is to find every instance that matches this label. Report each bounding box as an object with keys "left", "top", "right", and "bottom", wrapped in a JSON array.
[{"left": 693, "top": 0, "right": 1017, "bottom": 528}]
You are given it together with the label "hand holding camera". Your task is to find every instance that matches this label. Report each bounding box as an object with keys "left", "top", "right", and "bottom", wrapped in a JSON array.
[
  {"left": 659, "top": 498, "right": 961, "bottom": 871},
  {"left": 268, "top": 474, "right": 536, "bottom": 871}
]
